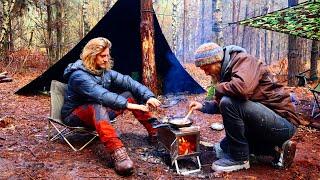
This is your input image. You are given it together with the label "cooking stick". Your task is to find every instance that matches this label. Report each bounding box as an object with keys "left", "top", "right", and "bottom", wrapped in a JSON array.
[{"left": 184, "top": 108, "right": 194, "bottom": 120}]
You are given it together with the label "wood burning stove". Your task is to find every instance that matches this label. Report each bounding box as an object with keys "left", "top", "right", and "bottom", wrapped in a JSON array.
[{"left": 158, "top": 126, "right": 201, "bottom": 175}]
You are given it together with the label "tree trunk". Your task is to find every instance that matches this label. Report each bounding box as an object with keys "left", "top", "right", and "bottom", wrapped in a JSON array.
[
  {"left": 231, "top": 0, "right": 236, "bottom": 44},
  {"left": 241, "top": 1, "right": 249, "bottom": 48},
  {"left": 310, "top": 40, "right": 320, "bottom": 81},
  {"left": 200, "top": 0, "right": 205, "bottom": 44},
  {"left": 171, "top": 0, "right": 178, "bottom": 53},
  {"left": 103, "top": 0, "right": 112, "bottom": 14},
  {"left": 263, "top": 1, "right": 269, "bottom": 64},
  {"left": 236, "top": 0, "right": 241, "bottom": 45},
  {"left": 78, "top": 2, "right": 84, "bottom": 40},
  {"left": 182, "top": 0, "right": 187, "bottom": 63},
  {"left": 212, "top": 0, "right": 223, "bottom": 45},
  {"left": 255, "top": 7, "right": 260, "bottom": 59},
  {"left": 287, "top": 0, "right": 302, "bottom": 86},
  {"left": 55, "top": 0, "right": 64, "bottom": 61},
  {"left": 0, "top": 0, "right": 15, "bottom": 60},
  {"left": 140, "top": 0, "right": 159, "bottom": 95},
  {"left": 82, "top": 0, "right": 90, "bottom": 36},
  {"left": 46, "top": 0, "right": 55, "bottom": 64}
]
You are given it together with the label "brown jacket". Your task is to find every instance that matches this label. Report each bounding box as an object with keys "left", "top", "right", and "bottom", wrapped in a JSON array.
[{"left": 215, "top": 52, "right": 300, "bottom": 126}]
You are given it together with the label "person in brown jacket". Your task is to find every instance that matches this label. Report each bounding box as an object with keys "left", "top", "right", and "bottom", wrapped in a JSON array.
[{"left": 189, "top": 42, "right": 299, "bottom": 172}]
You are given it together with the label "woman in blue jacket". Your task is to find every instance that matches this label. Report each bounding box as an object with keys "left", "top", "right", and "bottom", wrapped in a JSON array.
[{"left": 61, "top": 37, "right": 161, "bottom": 176}]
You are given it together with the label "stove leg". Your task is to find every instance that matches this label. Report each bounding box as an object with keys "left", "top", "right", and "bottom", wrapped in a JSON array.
[{"left": 174, "top": 156, "right": 202, "bottom": 175}]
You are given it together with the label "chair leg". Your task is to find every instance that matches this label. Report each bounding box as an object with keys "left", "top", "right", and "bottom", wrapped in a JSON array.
[
  {"left": 78, "top": 135, "right": 98, "bottom": 151},
  {"left": 47, "top": 120, "right": 51, "bottom": 141},
  {"left": 49, "top": 121, "right": 98, "bottom": 151},
  {"left": 50, "top": 122, "right": 78, "bottom": 151}
]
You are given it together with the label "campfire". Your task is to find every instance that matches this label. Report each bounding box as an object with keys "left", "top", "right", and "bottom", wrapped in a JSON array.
[
  {"left": 178, "top": 136, "right": 196, "bottom": 155},
  {"left": 158, "top": 126, "right": 201, "bottom": 175}
]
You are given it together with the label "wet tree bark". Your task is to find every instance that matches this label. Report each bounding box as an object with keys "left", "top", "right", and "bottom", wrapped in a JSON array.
[
  {"left": 140, "top": 0, "right": 159, "bottom": 95},
  {"left": 310, "top": 40, "right": 320, "bottom": 81},
  {"left": 46, "top": 0, "right": 55, "bottom": 64},
  {"left": 55, "top": 0, "right": 64, "bottom": 61},
  {"left": 212, "top": 0, "right": 223, "bottom": 45},
  {"left": 287, "top": 0, "right": 303, "bottom": 86}
]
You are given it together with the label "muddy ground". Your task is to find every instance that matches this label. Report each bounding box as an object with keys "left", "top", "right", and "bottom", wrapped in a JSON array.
[{"left": 0, "top": 73, "right": 319, "bottom": 179}]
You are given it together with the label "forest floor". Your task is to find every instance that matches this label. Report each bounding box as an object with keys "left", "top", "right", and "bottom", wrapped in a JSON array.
[{"left": 0, "top": 65, "right": 320, "bottom": 179}]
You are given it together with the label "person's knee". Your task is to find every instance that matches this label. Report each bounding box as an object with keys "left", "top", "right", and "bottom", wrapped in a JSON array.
[{"left": 219, "top": 96, "right": 235, "bottom": 110}]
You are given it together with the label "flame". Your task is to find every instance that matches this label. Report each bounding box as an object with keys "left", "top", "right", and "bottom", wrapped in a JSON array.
[{"left": 178, "top": 136, "right": 196, "bottom": 155}]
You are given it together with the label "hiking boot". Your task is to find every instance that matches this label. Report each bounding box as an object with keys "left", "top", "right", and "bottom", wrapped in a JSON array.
[
  {"left": 212, "top": 156, "right": 250, "bottom": 172},
  {"left": 147, "top": 134, "right": 158, "bottom": 145},
  {"left": 111, "top": 147, "right": 134, "bottom": 176},
  {"left": 214, "top": 142, "right": 229, "bottom": 159},
  {"left": 273, "top": 140, "right": 296, "bottom": 169}
]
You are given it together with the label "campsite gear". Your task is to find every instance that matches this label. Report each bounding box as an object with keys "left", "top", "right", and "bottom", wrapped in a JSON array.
[
  {"left": 295, "top": 70, "right": 320, "bottom": 119},
  {"left": 211, "top": 122, "right": 224, "bottom": 131},
  {"left": 273, "top": 140, "right": 297, "bottom": 169},
  {"left": 48, "top": 80, "right": 98, "bottom": 151},
  {"left": 211, "top": 157, "right": 250, "bottom": 172},
  {"left": 194, "top": 42, "right": 224, "bottom": 67},
  {"left": 310, "top": 83, "right": 320, "bottom": 119},
  {"left": 151, "top": 116, "right": 193, "bottom": 129},
  {"left": 111, "top": 147, "right": 134, "bottom": 176},
  {"left": 157, "top": 126, "right": 201, "bottom": 175},
  {"left": 219, "top": 96, "right": 296, "bottom": 161},
  {"left": 184, "top": 108, "right": 194, "bottom": 120},
  {"left": 168, "top": 117, "right": 193, "bottom": 128},
  {"left": 16, "top": 0, "right": 205, "bottom": 95}
]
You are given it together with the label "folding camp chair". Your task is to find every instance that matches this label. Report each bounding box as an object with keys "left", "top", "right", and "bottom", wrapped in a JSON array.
[
  {"left": 48, "top": 80, "right": 98, "bottom": 151},
  {"left": 310, "top": 83, "right": 320, "bottom": 119},
  {"left": 296, "top": 71, "right": 320, "bottom": 118}
]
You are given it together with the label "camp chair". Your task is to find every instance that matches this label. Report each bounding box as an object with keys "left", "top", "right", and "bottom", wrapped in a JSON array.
[
  {"left": 310, "top": 83, "right": 320, "bottom": 119},
  {"left": 48, "top": 80, "right": 98, "bottom": 151},
  {"left": 296, "top": 70, "right": 320, "bottom": 118}
]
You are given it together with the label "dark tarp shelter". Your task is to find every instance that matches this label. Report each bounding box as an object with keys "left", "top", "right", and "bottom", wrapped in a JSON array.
[
  {"left": 237, "top": 0, "right": 320, "bottom": 40},
  {"left": 16, "top": 0, "right": 205, "bottom": 95}
]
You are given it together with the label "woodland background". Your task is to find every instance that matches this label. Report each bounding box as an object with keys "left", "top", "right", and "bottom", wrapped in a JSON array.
[{"left": 0, "top": 0, "right": 319, "bottom": 86}]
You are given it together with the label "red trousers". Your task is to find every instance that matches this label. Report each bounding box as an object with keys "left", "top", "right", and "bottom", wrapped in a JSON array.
[{"left": 64, "top": 94, "right": 156, "bottom": 153}]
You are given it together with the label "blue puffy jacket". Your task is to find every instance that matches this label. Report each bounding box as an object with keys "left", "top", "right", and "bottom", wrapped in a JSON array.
[{"left": 61, "top": 60, "right": 155, "bottom": 118}]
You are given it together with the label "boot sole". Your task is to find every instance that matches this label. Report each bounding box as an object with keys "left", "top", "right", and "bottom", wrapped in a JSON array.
[
  {"left": 116, "top": 167, "right": 134, "bottom": 176},
  {"left": 282, "top": 140, "right": 296, "bottom": 168},
  {"left": 212, "top": 161, "right": 250, "bottom": 172}
]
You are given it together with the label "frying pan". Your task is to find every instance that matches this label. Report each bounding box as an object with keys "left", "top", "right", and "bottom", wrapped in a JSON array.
[{"left": 154, "top": 116, "right": 193, "bottom": 128}]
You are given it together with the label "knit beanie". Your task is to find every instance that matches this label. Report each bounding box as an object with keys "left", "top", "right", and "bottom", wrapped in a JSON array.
[{"left": 194, "top": 42, "right": 224, "bottom": 67}]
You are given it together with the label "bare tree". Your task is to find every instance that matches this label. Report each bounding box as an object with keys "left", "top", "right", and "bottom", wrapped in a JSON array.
[
  {"left": 310, "top": 40, "right": 320, "bottom": 81},
  {"left": 171, "top": 0, "right": 179, "bottom": 53},
  {"left": 0, "top": 0, "right": 16, "bottom": 58},
  {"left": 55, "top": 0, "right": 65, "bottom": 61},
  {"left": 287, "top": 0, "right": 303, "bottom": 86},
  {"left": 212, "top": 0, "right": 223, "bottom": 45},
  {"left": 46, "top": 0, "right": 55, "bottom": 64},
  {"left": 82, "top": 0, "right": 90, "bottom": 36},
  {"left": 140, "top": 0, "right": 158, "bottom": 94}
]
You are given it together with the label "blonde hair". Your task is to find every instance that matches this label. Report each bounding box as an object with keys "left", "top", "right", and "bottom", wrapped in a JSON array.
[{"left": 81, "top": 37, "right": 113, "bottom": 74}]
